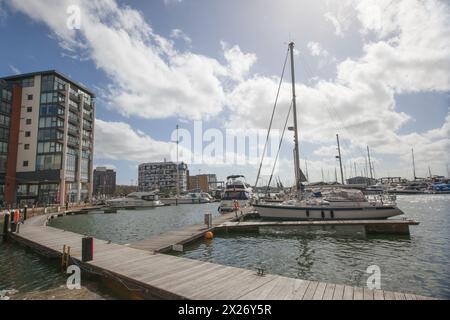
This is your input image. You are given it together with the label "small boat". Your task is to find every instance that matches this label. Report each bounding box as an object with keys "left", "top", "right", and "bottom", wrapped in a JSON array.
[
  {"left": 219, "top": 175, "right": 253, "bottom": 212},
  {"left": 160, "top": 192, "right": 214, "bottom": 205},
  {"left": 253, "top": 42, "right": 404, "bottom": 221},
  {"left": 106, "top": 192, "right": 164, "bottom": 209}
]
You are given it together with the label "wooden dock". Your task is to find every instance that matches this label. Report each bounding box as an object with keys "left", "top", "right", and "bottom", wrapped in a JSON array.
[
  {"left": 216, "top": 219, "right": 419, "bottom": 235},
  {"left": 8, "top": 211, "right": 433, "bottom": 300}
]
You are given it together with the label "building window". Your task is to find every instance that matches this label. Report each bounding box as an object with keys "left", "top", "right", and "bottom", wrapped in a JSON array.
[
  {"left": 22, "top": 78, "right": 35, "bottom": 88},
  {"left": 24, "top": 144, "right": 30, "bottom": 150},
  {"left": 23, "top": 161, "right": 29, "bottom": 167},
  {"left": 0, "top": 142, "right": 8, "bottom": 153},
  {"left": 26, "top": 119, "right": 32, "bottom": 125},
  {"left": 27, "top": 94, "right": 33, "bottom": 100},
  {"left": 27, "top": 107, "right": 32, "bottom": 112},
  {"left": 25, "top": 131, "right": 31, "bottom": 137},
  {"left": 0, "top": 114, "right": 10, "bottom": 127}
]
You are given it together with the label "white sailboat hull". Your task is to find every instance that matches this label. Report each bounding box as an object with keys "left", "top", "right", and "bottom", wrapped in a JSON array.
[{"left": 254, "top": 204, "right": 403, "bottom": 220}]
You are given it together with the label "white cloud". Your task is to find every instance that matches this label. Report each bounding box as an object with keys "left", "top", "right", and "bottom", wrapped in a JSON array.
[
  {"left": 307, "top": 42, "right": 329, "bottom": 58},
  {"left": 8, "top": 64, "right": 20, "bottom": 75},
  {"left": 7, "top": 0, "right": 254, "bottom": 121},
  {"left": 170, "top": 28, "right": 192, "bottom": 45},
  {"left": 226, "top": 0, "right": 450, "bottom": 177},
  {"left": 94, "top": 119, "right": 174, "bottom": 162},
  {"left": 221, "top": 41, "right": 257, "bottom": 82}
]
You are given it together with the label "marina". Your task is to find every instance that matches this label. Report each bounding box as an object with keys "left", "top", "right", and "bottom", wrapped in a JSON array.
[
  {"left": 0, "top": 0, "right": 449, "bottom": 306},
  {"left": 4, "top": 202, "right": 436, "bottom": 300}
]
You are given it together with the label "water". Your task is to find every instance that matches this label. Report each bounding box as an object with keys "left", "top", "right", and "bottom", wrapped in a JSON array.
[
  {"left": 48, "top": 203, "right": 220, "bottom": 244},
  {"left": 2, "top": 197, "right": 449, "bottom": 298},
  {"left": 174, "top": 195, "right": 450, "bottom": 299},
  {"left": 0, "top": 242, "right": 67, "bottom": 295}
]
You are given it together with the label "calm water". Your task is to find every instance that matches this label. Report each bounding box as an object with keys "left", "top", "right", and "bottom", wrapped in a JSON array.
[
  {"left": 175, "top": 195, "right": 450, "bottom": 299},
  {"left": 48, "top": 203, "right": 220, "bottom": 244},
  {"left": 2, "top": 197, "right": 449, "bottom": 298}
]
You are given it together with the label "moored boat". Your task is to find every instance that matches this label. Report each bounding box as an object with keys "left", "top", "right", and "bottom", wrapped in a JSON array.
[{"left": 106, "top": 192, "right": 164, "bottom": 209}]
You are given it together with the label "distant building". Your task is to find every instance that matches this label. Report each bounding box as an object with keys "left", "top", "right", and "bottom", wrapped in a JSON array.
[
  {"left": 0, "top": 71, "right": 95, "bottom": 207},
  {"left": 346, "top": 176, "right": 376, "bottom": 185},
  {"left": 93, "top": 167, "right": 116, "bottom": 197},
  {"left": 188, "top": 174, "right": 217, "bottom": 192},
  {"left": 138, "top": 161, "right": 188, "bottom": 192}
]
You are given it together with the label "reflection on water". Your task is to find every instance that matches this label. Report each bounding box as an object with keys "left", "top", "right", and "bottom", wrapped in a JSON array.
[
  {"left": 48, "top": 203, "right": 220, "bottom": 244},
  {"left": 174, "top": 195, "right": 450, "bottom": 299}
]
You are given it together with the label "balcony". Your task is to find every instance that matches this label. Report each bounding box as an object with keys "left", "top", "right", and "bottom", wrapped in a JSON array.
[
  {"left": 83, "top": 123, "right": 93, "bottom": 131},
  {"left": 69, "top": 91, "right": 79, "bottom": 102},
  {"left": 68, "top": 127, "right": 79, "bottom": 137},
  {"left": 68, "top": 116, "right": 79, "bottom": 125}
]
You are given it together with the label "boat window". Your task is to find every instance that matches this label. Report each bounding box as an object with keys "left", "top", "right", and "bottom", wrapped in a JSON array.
[
  {"left": 142, "top": 195, "right": 155, "bottom": 201},
  {"left": 222, "top": 191, "right": 249, "bottom": 200}
]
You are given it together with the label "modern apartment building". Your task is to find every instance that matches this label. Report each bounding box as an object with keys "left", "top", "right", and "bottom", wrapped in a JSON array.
[
  {"left": 93, "top": 166, "right": 116, "bottom": 197},
  {"left": 188, "top": 174, "right": 218, "bottom": 192},
  {"left": 0, "top": 70, "right": 95, "bottom": 207},
  {"left": 138, "top": 161, "right": 188, "bottom": 193}
]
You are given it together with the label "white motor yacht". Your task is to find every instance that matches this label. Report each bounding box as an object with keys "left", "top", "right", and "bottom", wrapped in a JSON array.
[
  {"left": 106, "top": 192, "right": 164, "bottom": 209},
  {"left": 160, "top": 192, "right": 214, "bottom": 205},
  {"left": 219, "top": 175, "right": 253, "bottom": 212}
]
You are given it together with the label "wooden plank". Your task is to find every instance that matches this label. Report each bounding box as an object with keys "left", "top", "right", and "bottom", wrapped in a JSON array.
[
  {"left": 343, "top": 286, "right": 354, "bottom": 300},
  {"left": 383, "top": 290, "right": 396, "bottom": 300},
  {"left": 353, "top": 286, "right": 364, "bottom": 300},
  {"left": 332, "top": 284, "right": 345, "bottom": 300},
  {"left": 322, "top": 284, "right": 335, "bottom": 300},
  {"left": 394, "top": 292, "right": 406, "bottom": 300},
  {"left": 363, "top": 288, "right": 374, "bottom": 300},
  {"left": 302, "top": 281, "right": 319, "bottom": 300},
  {"left": 312, "top": 282, "right": 327, "bottom": 300},
  {"left": 373, "top": 289, "right": 384, "bottom": 300},
  {"left": 404, "top": 293, "right": 416, "bottom": 300}
]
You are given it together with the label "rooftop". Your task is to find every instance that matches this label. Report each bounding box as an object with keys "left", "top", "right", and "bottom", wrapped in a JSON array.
[{"left": 0, "top": 70, "right": 95, "bottom": 97}]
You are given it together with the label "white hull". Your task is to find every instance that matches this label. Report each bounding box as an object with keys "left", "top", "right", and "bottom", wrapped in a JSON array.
[
  {"left": 107, "top": 200, "right": 164, "bottom": 209},
  {"left": 161, "top": 198, "right": 211, "bottom": 205},
  {"left": 219, "top": 199, "right": 251, "bottom": 212},
  {"left": 254, "top": 204, "right": 403, "bottom": 220}
]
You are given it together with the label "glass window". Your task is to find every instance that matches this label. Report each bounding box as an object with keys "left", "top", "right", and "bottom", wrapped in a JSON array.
[
  {"left": 27, "top": 106, "right": 32, "bottom": 112},
  {"left": 0, "top": 142, "right": 8, "bottom": 153},
  {"left": 22, "top": 78, "right": 35, "bottom": 88},
  {"left": 26, "top": 119, "right": 32, "bottom": 125},
  {"left": 23, "top": 161, "right": 29, "bottom": 167},
  {"left": 39, "top": 117, "right": 64, "bottom": 128},
  {"left": 1, "top": 101, "right": 11, "bottom": 114},
  {"left": 0, "top": 155, "right": 6, "bottom": 173},
  {"left": 27, "top": 94, "right": 33, "bottom": 100},
  {"left": 36, "top": 154, "right": 62, "bottom": 170},
  {"left": 24, "top": 144, "right": 30, "bottom": 150},
  {"left": 0, "top": 114, "right": 10, "bottom": 127},
  {"left": 25, "top": 131, "right": 31, "bottom": 137},
  {"left": 0, "top": 127, "right": 9, "bottom": 140}
]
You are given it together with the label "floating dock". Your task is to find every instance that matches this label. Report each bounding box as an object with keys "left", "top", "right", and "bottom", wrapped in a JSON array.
[{"left": 7, "top": 209, "right": 432, "bottom": 300}]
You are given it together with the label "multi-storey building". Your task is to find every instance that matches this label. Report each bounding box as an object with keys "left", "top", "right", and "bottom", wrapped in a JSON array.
[
  {"left": 0, "top": 80, "right": 13, "bottom": 207},
  {"left": 0, "top": 70, "right": 95, "bottom": 207},
  {"left": 93, "top": 167, "right": 116, "bottom": 197},
  {"left": 138, "top": 161, "right": 188, "bottom": 193},
  {"left": 188, "top": 174, "right": 218, "bottom": 192}
]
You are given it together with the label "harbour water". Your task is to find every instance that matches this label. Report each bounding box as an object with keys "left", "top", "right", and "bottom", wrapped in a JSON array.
[
  {"left": 1, "top": 196, "right": 449, "bottom": 298},
  {"left": 175, "top": 195, "right": 450, "bottom": 299}
]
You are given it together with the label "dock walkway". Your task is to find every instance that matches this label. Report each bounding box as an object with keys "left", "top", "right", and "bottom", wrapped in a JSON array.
[{"left": 9, "top": 210, "right": 433, "bottom": 300}]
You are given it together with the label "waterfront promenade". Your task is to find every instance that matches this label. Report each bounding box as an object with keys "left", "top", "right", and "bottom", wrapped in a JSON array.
[{"left": 7, "top": 209, "right": 433, "bottom": 300}]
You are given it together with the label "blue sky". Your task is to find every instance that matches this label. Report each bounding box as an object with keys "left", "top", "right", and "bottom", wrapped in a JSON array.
[{"left": 1, "top": 0, "right": 449, "bottom": 185}]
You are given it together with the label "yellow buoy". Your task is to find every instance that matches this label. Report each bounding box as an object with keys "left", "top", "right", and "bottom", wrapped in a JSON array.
[{"left": 205, "top": 231, "right": 214, "bottom": 240}]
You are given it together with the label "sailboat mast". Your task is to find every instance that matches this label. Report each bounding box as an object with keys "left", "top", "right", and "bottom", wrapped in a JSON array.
[
  {"left": 336, "top": 134, "right": 344, "bottom": 184},
  {"left": 289, "top": 42, "right": 301, "bottom": 193},
  {"left": 411, "top": 148, "right": 416, "bottom": 181},
  {"left": 176, "top": 124, "right": 180, "bottom": 199},
  {"left": 367, "top": 146, "right": 374, "bottom": 180}
]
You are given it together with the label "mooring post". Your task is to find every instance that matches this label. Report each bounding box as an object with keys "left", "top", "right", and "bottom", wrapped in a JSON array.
[
  {"left": 23, "top": 206, "right": 28, "bottom": 222},
  {"left": 204, "top": 213, "right": 212, "bottom": 229},
  {"left": 82, "top": 236, "right": 94, "bottom": 262},
  {"left": 2, "top": 212, "right": 9, "bottom": 241}
]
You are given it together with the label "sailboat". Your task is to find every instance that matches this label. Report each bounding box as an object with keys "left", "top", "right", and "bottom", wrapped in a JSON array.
[{"left": 253, "top": 42, "right": 404, "bottom": 220}]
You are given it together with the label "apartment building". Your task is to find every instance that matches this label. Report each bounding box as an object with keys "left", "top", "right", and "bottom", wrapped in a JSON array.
[
  {"left": 93, "top": 166, "right": 116, "bottom": 197},
  {"left": 138, "top": 161, "right": 188, "bottom": 193},
  {"left": 188, "top": 174, "right": 218, "bottom": 192},
  {"left": 0, "top": 70, "right": 95, "bottom": 207}
]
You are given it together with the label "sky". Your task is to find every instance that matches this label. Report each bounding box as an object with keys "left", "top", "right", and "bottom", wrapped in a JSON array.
[{"left": 0, "top": 0, "right": 449, "bottom": 186}]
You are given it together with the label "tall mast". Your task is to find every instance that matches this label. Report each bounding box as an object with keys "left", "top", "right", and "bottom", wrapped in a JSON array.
[
  {"left": 367, "top": 146, "right": 374, "bottom": 180},
  {"left": 305, "top": 158, "right": 309, "bottom": 182},
  {"left": 336, "top": 134, "right": 344, "bottom": 184},
  {"left": 428, "top": 166, "right": 432, "bottom": 179},
  {"left": 354, "top": 162, "right": 357, "bottom": 177},
  {"left": 176, "top": 124, "right": 180, "bottom": 199},
  {"left": 411, "top": 148, "right": 416, "bottom": 181},
  {"left": 289, "top": 42, "right": 301, "bottom": 194}
]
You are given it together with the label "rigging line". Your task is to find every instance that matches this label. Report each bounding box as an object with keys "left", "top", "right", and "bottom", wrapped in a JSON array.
[
  {"left": 254, "top": 47, "right": 290, "bottom": 188},
  {"left": 299, "top": 51, "right": 366, "bottom": 163},
  {"left": 266, "top": 101, "right": 293, "bottom": 195}
]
